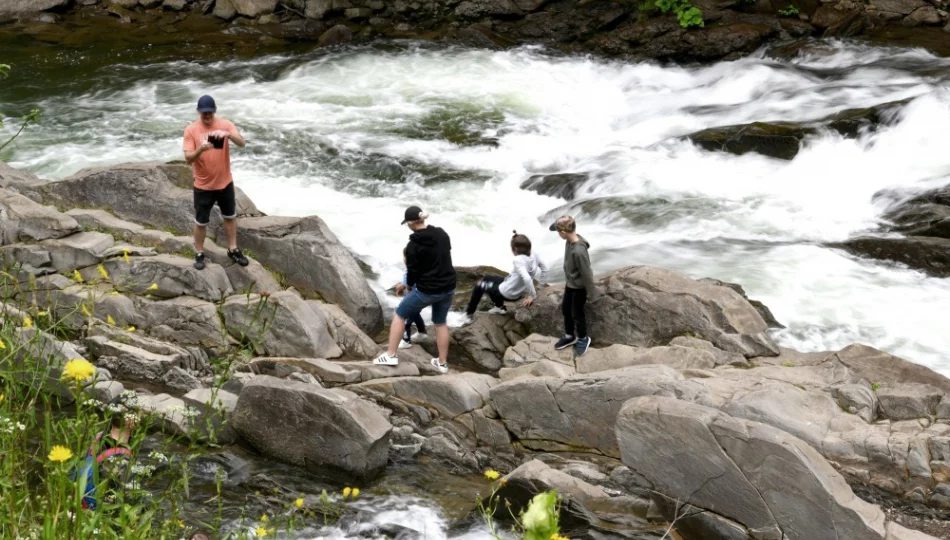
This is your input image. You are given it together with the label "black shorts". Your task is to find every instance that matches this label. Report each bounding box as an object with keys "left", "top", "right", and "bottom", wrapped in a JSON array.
[{"left": 193, "top": 182, "right": 236, "bottom": 226}]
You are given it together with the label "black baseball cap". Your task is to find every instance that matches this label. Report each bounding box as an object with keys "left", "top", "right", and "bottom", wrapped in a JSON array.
[
  {"left": 401, "top": 205, "right": 427, "bottom": 225},
  {"left": 197, "top": 95, "right": 217, "bottom": 113},
  {"left": 549, "top": 215, "right": 576, "bottom": 232}
]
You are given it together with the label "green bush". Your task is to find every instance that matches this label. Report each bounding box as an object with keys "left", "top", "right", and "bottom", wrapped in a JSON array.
[
  {"left": 646, "top": 0, "right": 705, "bottom": 28},
  {"left": 778, "top": 4, "right": 800, "bottom": 15}
]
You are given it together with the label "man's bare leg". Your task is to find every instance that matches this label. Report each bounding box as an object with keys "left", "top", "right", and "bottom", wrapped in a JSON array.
[
  {"left": 386, "top": 313, "right": 406, "bottom": 356},
  {"left": 223, "top": 218, "right": 238, "bottom": 250},
  {"left": 435, "top": 323, "right": 449, "bottom": 364},
  {"left": 194, "top": 223, "right": 206, "bottom": 252}
]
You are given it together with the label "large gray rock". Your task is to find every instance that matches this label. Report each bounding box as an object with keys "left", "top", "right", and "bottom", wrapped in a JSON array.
[
  {"left": 448, "top": 313, "right": 527, "bottom": 372},
  {"left": 231, "top": 376, "right": 392, "bottom": 479},
  {"left": 335, "top": 360, "right": 420, "bottom": 382},
  {"left": 516, "top": 266, "right": 779, "bottom": 358},
  {"left": 876, "top": 383, "right": 943, "bottom": 421},
  {"left": 231, "top": 0, "right": 277, "bottom": 17},
  {"left": 455, "top": 0, "right": 523, "bottom": 18},
  {"left": 576, "top": 344, "right": 717, "bottom": 374},
  {"left": 137, "top": 295, "right": 228, "bottom": 349},
  {"left": 499, "top": 359, "right": 575, "bottom": 382},
  {"left": 491, "top": 365, "right": 714, "bottom": 455},
  {"left": 182, "top": 388, "right": 239, "bottom": 444},
  {"left": 831, "top": 344, "right": 950, "bottom": 393},
  {"left": 0, "top": 188, "right": 80, "bottom": 245},
  {"left": 86, "top": 335, "right": 183, "bottom": 385},
  {"left": 39, "top": 162, "right": 260, "bottom": 239},
  {"left": 39, "top": 232, "right": 116, "bottom": 272},
  {"left": 22, "top": 283, "right": 144, "bottom": 331},
  {"left": 616, "top": 396, "right": 887, "bottom": 540},
  {"left": 0, "top": 0, "right": 70, "bottom": 14},
  {"left": 502, "top": 333, "right": 573, "bottom": 368},
  {"left": 354, "top": 372, "right": 496, "bottom": 418},
  {"left": 315, "top": 302, "right": 380, "bottom": 359},
  {"left": 230, "top": 216, "right": 383, "bottom": 334},
  {"left": 222, "top": 291, "right": 342, "bottom": 359},
  {"left": 249, "top": 357, "right": 361, "bottom": 384},
  {"left": 835, "top": 383, "right": 879, "bottom": 423},
  {"left": 101, "top": 254, "right": 232, "bottom": 302}
]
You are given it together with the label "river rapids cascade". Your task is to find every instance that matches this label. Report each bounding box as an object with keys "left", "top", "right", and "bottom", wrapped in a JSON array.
[{"left": 3, "top": 31, "right": 950, "bottom": 540}]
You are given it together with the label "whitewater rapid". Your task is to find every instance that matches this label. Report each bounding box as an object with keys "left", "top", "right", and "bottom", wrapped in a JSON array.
[{"left": 4, "top": 39, "right": 950, "bottom": 377}]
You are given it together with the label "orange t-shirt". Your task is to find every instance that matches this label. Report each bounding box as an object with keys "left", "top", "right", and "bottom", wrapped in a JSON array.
[{"left": 183, "top": 118, "right": 236, "bottom": 191}]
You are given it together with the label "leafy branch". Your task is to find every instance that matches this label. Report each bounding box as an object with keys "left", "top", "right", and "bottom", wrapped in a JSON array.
[{"left": 0, "top": 63, "right": 41, "bottom": 152}]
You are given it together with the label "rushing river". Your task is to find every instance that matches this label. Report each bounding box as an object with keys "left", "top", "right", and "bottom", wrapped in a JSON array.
[
  {"left": 4, "top": 38, "right": 950, "bottom": 376},
  {"left": 3, "top": 26, "right": 950, "bottom": 539}
]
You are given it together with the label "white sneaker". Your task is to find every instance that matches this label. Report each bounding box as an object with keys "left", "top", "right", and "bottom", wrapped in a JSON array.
[
  {"left": 410, "top": 332, "right": 426, "bottom": 343},
  {"left": 373, "top": 353, "right": 399, "bottom": 366},
  {"left": 488, "top": 306, "right": 508, "bottom": 315},
  {"left": 430, "top": 358, "right": 449, "bottom": 374},
  {"left": 398, "top": 339, "right": 413, "bottom": 350},
  {"left": 458, "top": 314, "right": 473, "bottom": 326}
]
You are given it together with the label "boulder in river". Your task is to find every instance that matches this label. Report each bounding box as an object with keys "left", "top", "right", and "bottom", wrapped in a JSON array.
[
  {"left": 232, "top": 376, "right": 392, "bottom": 480},
  {"left": 616, "top": 395, "right": 889, "bottom": 540},
  {"left": 515, "top": 265, "right": 779, "bottom": 358},
  {"left": 830, "top": 235, "right": 950, "bottom": 278},
  {"left": 519, "top": 173, "right": 589, "bottom": 200}
]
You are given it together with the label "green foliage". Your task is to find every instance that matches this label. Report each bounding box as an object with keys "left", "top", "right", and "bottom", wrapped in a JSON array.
[
  {"left": 0, "top": 62, "right": 41, "bottom": 153},
  {"left": 871, "top": 383, "right": 881, "bottom": 391},
  {"left": 644, "top": 0, "right": 705, "bottom": 28},
  {"left": 477, "top": 470, "right": 564, "bottom": 540},
  {"left": 778, "top": 4, "right": 800, "bottom": 15}
]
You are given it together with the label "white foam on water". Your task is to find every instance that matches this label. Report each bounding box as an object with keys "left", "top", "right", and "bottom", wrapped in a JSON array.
[{"left": 4, "top": 40, "right": 950, "bottom": 376}]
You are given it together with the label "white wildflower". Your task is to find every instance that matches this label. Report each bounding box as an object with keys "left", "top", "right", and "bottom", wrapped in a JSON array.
[{"left": 148, "top": 451, "right": 169, "bottom": 463}]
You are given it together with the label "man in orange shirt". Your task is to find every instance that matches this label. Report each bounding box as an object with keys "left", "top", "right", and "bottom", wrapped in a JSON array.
[{"left": 183, "top": 95, "right": 249, "bottom": 270}]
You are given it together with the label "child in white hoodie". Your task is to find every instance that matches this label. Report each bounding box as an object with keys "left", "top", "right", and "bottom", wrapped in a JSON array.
[{"left": 463, "top": 231, "right": 548, "bottom": 320}]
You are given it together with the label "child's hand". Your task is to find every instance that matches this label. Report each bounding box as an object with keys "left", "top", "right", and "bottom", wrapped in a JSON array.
[{"left": 395, "top": 283, "right": 406, "bottom": 296}]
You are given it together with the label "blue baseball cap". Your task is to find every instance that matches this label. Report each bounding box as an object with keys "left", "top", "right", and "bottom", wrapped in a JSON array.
[{"left": 197, "top": 95, "right": 217, "bottom": 113}]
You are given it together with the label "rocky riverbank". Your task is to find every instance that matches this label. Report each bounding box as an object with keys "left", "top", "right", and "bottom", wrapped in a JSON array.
[
  {"left": 1, "top": 0, "right": 950, "bottom": 64},
  {"left": 2, "top": 158, "right": 950, "bottom": 539}
]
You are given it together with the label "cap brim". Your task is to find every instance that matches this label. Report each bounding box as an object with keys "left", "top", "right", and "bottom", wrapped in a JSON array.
[
  {"left": 549, "top": 222, "right": 558, "bottom": 231},
  {"left": 197, "top": 107, "right": 216, "bottom": 113},
  {"left": 400, "top": 220, "right": 408, "bottom": 225}
]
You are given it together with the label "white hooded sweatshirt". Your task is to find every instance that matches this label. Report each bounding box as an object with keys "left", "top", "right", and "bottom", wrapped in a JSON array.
[{"left": 499, "top": 253, "right": 548, "bottom": 300}]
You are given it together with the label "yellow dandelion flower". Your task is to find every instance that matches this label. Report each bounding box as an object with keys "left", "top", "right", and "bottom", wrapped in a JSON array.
[
  {"left": 148, "top": 283, "right": 159, "bottom": 291},
  {"left": 73, "top": 270, "right": 83, "bottom": 283},
  {"left": 0, "top": 394, "right": 4, "bottom": 405},
  {"left": 122, "top": 249, "right": 131, "bottom": 264},
  {"left": 550, "top": 535, "right": 570, "bottom": 540},
  {"left": 97, "top": 264, "right": 109, "bottom": 280},
  {"left": 484, "top": 469, "right": 500, "bottom": 481},
  {"left": 111, "top": 291, "right": 119, "bottom": 296},
  {"left": 0, "top": 339, "right": 5, "bottom": 350},
  {"left": 127, "top": 326, "right": 136, "bottom": 332},
  {"left": 62, "top": 358, "right": 95, "bottom": 383},
  {"left": 81, "top": 305, "right": 91, "bottom": 316},
  {"left": 352, "top": 488, "right": 360, "bottom": 498},
  {"left": 294, "top": 497, "right": 304, "bottom": 509},
  {"left": 23, "top": 316, "right": 32, "bottom": 329},
  {"left": 342, "top": 487, "right": 352, "bottom": 499},
  {"left": 178, "top": 520, "right": 185, "bottom": 529},
  {"left": 255, "top": 526, "right": 267, "bottom": 537},
  {"left": 107, "top": 315, "right": 116, "bottom": 325},
  {"left": 38, "top": 311, "right": 48, "bottom": 317},
  {"left": 260, "top": 514, "right": 269, "bottom": 523},
  {"left": 48, "top": 445, "right": 73, "bottom": 462}
]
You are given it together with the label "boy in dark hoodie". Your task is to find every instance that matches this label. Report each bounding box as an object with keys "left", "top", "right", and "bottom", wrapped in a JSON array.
[
  {"left": 375, "top": 206, "right": 457, "bottom": 373},
  {"left": 549, "top": 215, "right": 597, "bottom": 356}
]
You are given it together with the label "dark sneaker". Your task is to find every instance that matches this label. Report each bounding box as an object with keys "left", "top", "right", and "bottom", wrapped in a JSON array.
[
  {"left": 574, "top": 336, "right": 591, "bottom": 356},
  {"left": 194, "top": 252, "right": 206, "bottom": 270},
  {"left": 228, "top": 248, "right": 249, "bottom": 267},
  {"left": 554, "top": 335, "right": 576, "bottom": 350}
]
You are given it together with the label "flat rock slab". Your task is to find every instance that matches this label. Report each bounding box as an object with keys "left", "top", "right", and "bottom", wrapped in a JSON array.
[
  {"left": 222, "top": 291, "right": 342, "bottom": 359},
  {"left": 0, "top": 188, "right": 80, "bottom": 245},
  {"left": 616, "top": 396, "right": 887, "bottom": 540},
  {"left": 231, "top": 376, "right": 392, "bottom": 480},
  {"left": 39, "top": 231, "right": 115, "bottom": 272},
  {"left": 251, "top": 357, "right": 361, "bottom": 384},
  {"left": 354, "top": 372, "right": 497, "bottom": 418},
  {"left": 337, "top": 360, "right": 420, "bottom": 382},
  {"left": 103, "top": 254, "right": 232, "bottom": 301}
]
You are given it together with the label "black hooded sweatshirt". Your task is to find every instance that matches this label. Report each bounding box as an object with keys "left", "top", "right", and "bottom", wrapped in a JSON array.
[{"left": 406, "top": 225, "right": 456, "bottom": 295}]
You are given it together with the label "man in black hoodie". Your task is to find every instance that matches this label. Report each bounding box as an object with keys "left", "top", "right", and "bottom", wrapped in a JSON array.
[{"left": 374, "top": 206, "right": 457, "bottom": 373}]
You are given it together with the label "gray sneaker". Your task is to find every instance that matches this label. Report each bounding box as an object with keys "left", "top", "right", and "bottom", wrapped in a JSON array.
[{"left": 574, "top": 336, "right": 591, "bottom": 356}]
